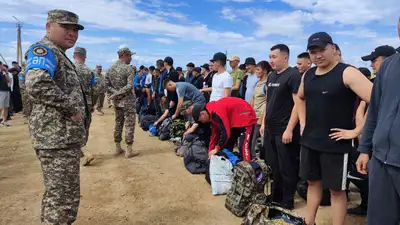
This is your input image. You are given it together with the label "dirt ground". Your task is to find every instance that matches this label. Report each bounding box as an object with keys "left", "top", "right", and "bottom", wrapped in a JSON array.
[{"left": 0, "top": 105, "right": 367, "bottom": 225}]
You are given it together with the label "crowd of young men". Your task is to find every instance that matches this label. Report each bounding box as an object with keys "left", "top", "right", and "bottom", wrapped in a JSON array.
[{"left": 14, "top": 8, "right": 400, "bottom": 225}]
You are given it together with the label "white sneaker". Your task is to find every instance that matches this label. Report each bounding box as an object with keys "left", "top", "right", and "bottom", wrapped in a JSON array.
[{"left": 0, "top": 122, "right": 10, "bottom": 127}]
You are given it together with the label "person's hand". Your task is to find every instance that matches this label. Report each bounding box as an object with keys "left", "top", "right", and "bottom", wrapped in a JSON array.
[
  {"left": 171, "top": 114, "right": 177, "bottom": 120},
  {"left": 282, "top": 128, "right": 293, "bottom": 144},
  {"left": 300, "top": 124, "right": 305, "bottom": 136},
  {"left": 153, "top": 121, "right": 159, "bottom": 126},
  {"left": 356, "top": 153, "right": 370, "bottom": 175},
  {"left": 260, "top": 125, "right": 265, "bottom": 137},
  {"left": 208, "top": 149, "right": 218, "bottom": 159},
  {"left": 152, "top": 93, "right": 155, "bottom": 99},
  {"left": 183, "top": 131, "right": 190, "bottom": 136},
  {"left": 71, "top": 112, "right": 83, "bottom": 122},
  {"left": 200, "top": 89, "right": 204, "bottom": 92},
  {"left": 329, "top": 128, "right": 358, "bottom": 141},
  {"left": 185, "top": 122, "right": 190, "bottom": 129}
]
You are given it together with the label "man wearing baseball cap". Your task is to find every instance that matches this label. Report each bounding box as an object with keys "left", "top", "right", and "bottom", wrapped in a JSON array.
[
  {"left": 297, "top": 32, "right": 372, "bottom": 225},
  {"left": 357, "top": 17, "right": 400, "bottom": 225},
  {"left": 206, "top": 52, "right": 232, "bottom": 102},
  {"left": 361, "top": 45, "right": 396, "bottom": 77},
  {"left": 74, "top": 46, "right": 95, "bottom": 166},
  {"left": 191, "top": 97, "right": 256, "bottom": 161},
  {"left": 243, "top": 57, "right": 258, "bottom": 103},
  {"left": 228, "top": 55, "right": 243, "bottom": 97}
]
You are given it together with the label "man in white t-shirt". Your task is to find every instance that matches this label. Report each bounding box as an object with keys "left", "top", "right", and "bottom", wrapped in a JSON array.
[{"left": 204, "top": 52, "right": 232, "bottom": 102}]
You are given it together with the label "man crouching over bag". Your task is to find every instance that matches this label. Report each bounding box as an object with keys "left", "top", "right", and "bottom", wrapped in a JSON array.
[{"left": 191, "top": 97, "right": 257, "bottom": 162}]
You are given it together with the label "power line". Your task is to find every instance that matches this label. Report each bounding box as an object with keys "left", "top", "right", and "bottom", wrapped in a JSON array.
[{"left": 13, "top": 16, "right": 22, "bottom": 64}]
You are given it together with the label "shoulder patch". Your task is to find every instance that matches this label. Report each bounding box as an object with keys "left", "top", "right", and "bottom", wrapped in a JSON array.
[
  {"left": 26, "top": 44, "right": 57, "bottom": 78},
  {"left": 32, "top": 46, "right": 48, "bottom": 56}
]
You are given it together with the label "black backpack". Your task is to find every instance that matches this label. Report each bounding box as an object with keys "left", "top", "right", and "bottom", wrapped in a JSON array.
[
  {"left": 183, "top": 138, "right": 208, "bottom": 174},
  {"left": 158, "top": 118, "right": 171, "bottom": 141},
  {"left": 140, "top": 115, "right": 158, "bottom": 131}
]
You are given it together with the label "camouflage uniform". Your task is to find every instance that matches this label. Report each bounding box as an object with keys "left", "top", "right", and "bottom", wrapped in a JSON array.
[
  {"left": 92, "top": 70, "right": 106, "bottom": 112},
  {"left": 25, "top": 9, "right": 87, "bottom": 225},
  {"left": 74, "top": 47, "right": 94, "bottom": 165},
  {"left": 18, "top": 70, "right": 33, "bottom": 118},
  {"left": 105, "top": 47, "right": 138, "bottom": 158}
]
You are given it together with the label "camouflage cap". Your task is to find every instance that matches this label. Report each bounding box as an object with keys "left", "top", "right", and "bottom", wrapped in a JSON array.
[
  {"left": 74, "top": 47, "right": 87, "bottom": 56},
  {"left": 117, "top": 47, "right": 136, "bottom": 56},
  {"left": 180, "top": 100, "right": 193, "bottom": 115},
  {"left": 47, "top": 9, "right": 84, "bottom": 30}
]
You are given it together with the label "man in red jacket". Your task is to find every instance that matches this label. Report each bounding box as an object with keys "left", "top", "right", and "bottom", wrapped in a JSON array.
[{"left": 191, "top": 97, "right": 257, "bottom": 162}]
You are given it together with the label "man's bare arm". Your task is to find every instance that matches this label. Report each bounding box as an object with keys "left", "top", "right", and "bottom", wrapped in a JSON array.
[{"left": 344, "top": 66, "right": 373, "bottom": 103}]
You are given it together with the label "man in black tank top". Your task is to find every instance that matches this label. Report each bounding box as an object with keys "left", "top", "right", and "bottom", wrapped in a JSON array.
[{"left": 297, "top": 32, "right": 373, "bottom": 225}]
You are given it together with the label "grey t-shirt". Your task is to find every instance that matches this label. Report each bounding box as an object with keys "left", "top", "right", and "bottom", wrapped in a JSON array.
[{"left": 176, "top": 82, "right": 206, "bottom": 104}]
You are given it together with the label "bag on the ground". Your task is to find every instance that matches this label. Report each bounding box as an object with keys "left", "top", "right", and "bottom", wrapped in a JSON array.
[
  {"left": 183, "top": 138, "right": 208, "bottom": 174},
  {"left": 221, "top": 149, "right": 240, "bottom": 167},
  {"left": 140, "top": 115, "right": 158, "bottom": 131},
  {"left": 210, "top": 155, "right": 234, "bottom": 195},
  {"left": 158, "top": 118, "right": 171, "bottom": 141},
  {"left": 297, "top": 179, "right": 331, "bottom": 206},
  {"left": 170, "top": 119, "right": 186, "bottom": 138},
  {"left": 148, "top": 124, "right": 157, "bottom": 136},
  {"left": 176, "top": 139, "right": 190, "bottom": 157},
  {"left": 225, "top": 159, "right": 273, "bottom": 217},
  {"left": 242, "top": 203, "right": 306, "bottom": 225}
]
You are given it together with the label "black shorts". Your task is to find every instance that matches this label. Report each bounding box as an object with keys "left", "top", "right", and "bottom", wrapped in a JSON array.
[{"left": 299, "top": 146, "right": 349, "bottom": 191}]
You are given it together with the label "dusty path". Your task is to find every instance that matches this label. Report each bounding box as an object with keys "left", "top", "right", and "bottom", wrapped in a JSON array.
[{"left": 0, "top": 106, "right": 366, "bottom": 225}]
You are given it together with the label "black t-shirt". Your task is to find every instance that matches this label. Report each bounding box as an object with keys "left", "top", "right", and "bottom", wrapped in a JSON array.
[
  {"left": 192, "top": 75, "right": 204, "bottom": 90},
  {"left": 0, "top": 72, "right": 10, "bottom": 91},
  {"left": 265, "top": 67, "right": 301, "bottom": 135},
  {"left": 301, "top": 63, "right": 356, "bottom": 153}
]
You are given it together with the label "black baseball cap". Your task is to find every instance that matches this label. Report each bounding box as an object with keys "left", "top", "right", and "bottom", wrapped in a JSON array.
[
  {"left": 210, "top": 52, "right": 227, "bottom": 62},
  {"left": 361, "top": 45, "right": 396, "bottom": 61},
  {"left": 244, "top": 57, "right": 256, "bottom": 65},
  {"left": 201, "top": 63, "right": 210, "bottom": 71},
  {"left": 307, "top": 32, "right": 334, "bottom": 50},
  {"left": 186, "top": 62, "right": 195, "bottom": 67},
  {"left": 176, "top": 66, "right": 183, "bottom": 72},
  {"left": 149, "top": 66, "right": 155, "bottom": 70},
  {"left": 194, "top": 67, "right": 202, "bottom": 73},
  {"left": 139, "top": 65, "right": 145, "bottom": 70},
  {"left": 239, "top": 64, "right": 246, "bottom": 70},
  {"left": 334, "top": 43, "right": 341, "bottom": 52},
  {"left": 164, "top": 56, "right": 174, "bottom": 65},
  {"left": 191, "top": 103, "right": 206, "bottom": 122}
]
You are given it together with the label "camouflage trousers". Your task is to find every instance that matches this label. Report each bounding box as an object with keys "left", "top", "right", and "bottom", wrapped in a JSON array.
[
  {"left": 114, "top": 106, "right": 136, "bottom": 145},
  {"left": 21, "top": 91, "right": 32, "bottom": 117},
  {"left": 92, "top": 93, "right": 105, "bottom": 111},
  {"left": 36, "top": 148, "right": 80, "bottom": 225}
]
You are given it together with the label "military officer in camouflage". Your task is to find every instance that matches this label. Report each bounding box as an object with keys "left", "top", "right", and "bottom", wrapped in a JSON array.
[
  {"left": 73, "top": 47, "right": 95, "bottom": 166},
  {"left": 105, "top": 47, "right": 139, "bottom": 158},
  {"left": 25, "top": 9, "right": 89, "bottom": 225},
  {"left": 92, "top": 65, "right": 106, "bottom": 115}
]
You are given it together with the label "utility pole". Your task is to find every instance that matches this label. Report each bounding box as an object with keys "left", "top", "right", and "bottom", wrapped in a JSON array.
[{"left": 13, "top": 16, "right": 22, "bottom": 65}]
